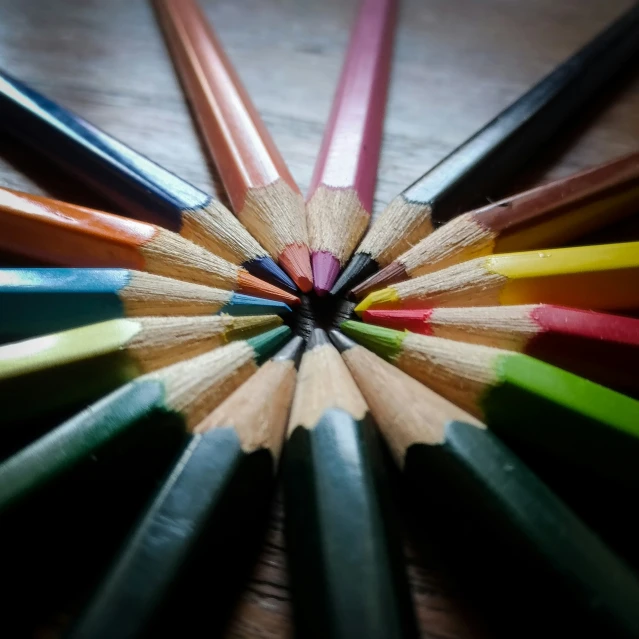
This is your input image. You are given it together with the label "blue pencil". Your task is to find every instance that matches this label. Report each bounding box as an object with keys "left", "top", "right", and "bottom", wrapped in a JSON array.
[{"left": 0, "top": 268, "right": 291, "bottom": 340}]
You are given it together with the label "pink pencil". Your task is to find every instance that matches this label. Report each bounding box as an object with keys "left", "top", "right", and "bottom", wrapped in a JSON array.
[{"left": 306, "top": 0, "right": 397, "bottom": 295}]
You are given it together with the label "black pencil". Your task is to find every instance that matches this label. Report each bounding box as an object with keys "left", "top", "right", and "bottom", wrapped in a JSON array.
[{"left": 282, "top": 328, "right": 417, "bottom": 639}]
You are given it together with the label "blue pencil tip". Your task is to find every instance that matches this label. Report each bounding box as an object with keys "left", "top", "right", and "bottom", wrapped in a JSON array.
[
  {"left": 223, "top": 293, "right": 292, "bottom": 315},
  {"left": 245, "top": 256, "right": 297, "bottom": 294}
]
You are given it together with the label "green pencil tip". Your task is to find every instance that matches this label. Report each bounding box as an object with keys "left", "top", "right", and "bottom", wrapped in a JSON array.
[
  {"left": 340, "top": 320, "right": 406, "bottom": 361},
  {"left": 247, "top": 325, "right": 292, "bottom": 364}
]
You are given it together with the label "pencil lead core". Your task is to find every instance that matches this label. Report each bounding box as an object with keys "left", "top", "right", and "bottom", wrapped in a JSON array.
[
  {"left": 245, "top": 255, "right": 297, "bottom": 293},
  {"left": 311, "top": 251, "right": 341, "bottom": 296},
  {"left": 330, "top": 252, "right": 379, "bottom": 297},
  {"left": 328, "top": 329, "right": 357, "bottom": 353},
  {"left": 246, "top": 326, "right": 292, "bottom": 364},
  {"left": 279, "top": 244, "right": 314, "bottom": 293},
  {"left": 340, "top": 320, "right": 405, "bottom": 360}
]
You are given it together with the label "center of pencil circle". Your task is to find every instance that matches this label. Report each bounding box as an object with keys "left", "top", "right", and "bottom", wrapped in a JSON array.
[{"left": 285, "top": 293, "right": 356, "bottom": 339}]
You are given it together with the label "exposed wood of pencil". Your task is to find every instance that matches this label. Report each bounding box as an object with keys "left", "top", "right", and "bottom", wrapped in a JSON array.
[
  {"left": 356, "top": 241, "right": 639, "bottom": 312},
  {"left": 332, "top": 3, "right": 639, "bottom": 296},
  {"left": 353, "top": 151, "right": 639, "bottom": 297},
  {"left": 153, "top": 0, "right": 312, "bottom": 292},
  {"left": 65, "top": 337, "right": 304, "bottom": 639},
  {"left": 0, "top": 185, "right": 299, "bottom": 304},
  {"left": 306, "top": 0, "right": 397, "bottom": 294},
  {"left": 334, "top": 334, "right": 639, "bottom": 638},
  {"left": 0, "top": 68, "right": 288, "bottom": 283},
  {"left": 283, "top": 329, "right": 418, "bottom": 639}
]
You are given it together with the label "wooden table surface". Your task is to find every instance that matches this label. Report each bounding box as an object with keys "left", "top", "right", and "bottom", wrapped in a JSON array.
[{"left": 1, "top": 1, "right": 638, "bottom": 637}]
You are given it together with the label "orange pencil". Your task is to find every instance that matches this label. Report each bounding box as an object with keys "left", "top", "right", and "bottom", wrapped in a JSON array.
[
  {"left": 154, "top": 0, "right": 313, "bottom": 292},
  {"left": 0, "top": 186, "right": 299, "bottom": 305}
]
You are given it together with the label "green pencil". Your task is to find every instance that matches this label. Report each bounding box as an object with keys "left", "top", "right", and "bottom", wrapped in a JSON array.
[
  {"left": 331, "top": 329, "right": 639, "bottom": 638},
  {"left": 341, "top": 321, "right": 639, "bottom": 485},
  {"left": 0, "top": 325, "right": 291, "bottom": 515},
  {"left": 0, "top": 314, "right": 281, "bottom": 428},
  {"left": 67, "top": 336, "right": 304, "bottom": 638}
]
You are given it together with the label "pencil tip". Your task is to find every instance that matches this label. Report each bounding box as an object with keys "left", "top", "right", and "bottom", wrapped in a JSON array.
[
  {"left": 354, "top": 287, "right": 400, "bottom": 314},
  {"left": 247, "top": 325, "right": 292, "bottom": 364},
  {"left": 245, "top": 256, "right": 297, "bottom": 293},
  {"left": 340, "top": 320, "right": 405, "bottom": 360},
  {"left": 237, "top": 271, "right": 301, "bottom": 306},
  {"left": 272, "top": 335, "right": 305, "bottom": 368},
  {"left": 328, "top": 329, "right": 357, "bottom": 353},
  {"left": 330, "top": 252, "right": 379, "bottom": 297},
  {"left": 351, "top": 261, "right": 407, "bottom": 299},
  {"left": 223, "top": 293, "right": 292, "bottom": 315},
  {"left": 279, "top": 244, "right": 314, "bottom": 293},
  {"left": 311, "top": 251, "right": 341, "bottom": 296},
  {"left": 307, "top": 327, "right": 330, "bottom": 350}
]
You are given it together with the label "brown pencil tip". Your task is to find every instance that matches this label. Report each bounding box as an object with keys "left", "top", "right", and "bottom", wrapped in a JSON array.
[
  {"left": 351, "top": 261, "right": 407, "bottom": 299},
  {"left": 279, "top": 244, "right": 314, "bottom": 293},
  {"left": 237, "top": 270, "right": 301, "bottom": 305}
]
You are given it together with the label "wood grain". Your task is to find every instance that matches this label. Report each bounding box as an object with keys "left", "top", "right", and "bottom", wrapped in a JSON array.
[{"left": 0, "top": 1, "right": 638, "bottom": 637}]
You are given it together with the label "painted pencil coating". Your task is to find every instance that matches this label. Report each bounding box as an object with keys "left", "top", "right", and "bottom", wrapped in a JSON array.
[
  {"left": 355, "top": 241, "right": 639, "bottom": 312},
  {"left": 0, "top": 69, "right": 295, "bottom": 290},
  {"left": 154, "top": 0, "right": 312, "bottom": 291},
  {"left": 306, "top": 0, "right": 397, "bottom": 294},
  {"left": 332, "top": 3, "right": 639, "bottom": 295},
  {"left": 353, "top": 152, "right": 639, "bottom": 296}
]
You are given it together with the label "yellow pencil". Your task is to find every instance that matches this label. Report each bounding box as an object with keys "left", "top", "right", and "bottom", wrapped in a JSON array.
[{"left": 355, "top": 241, "right": 639, "bottom": 312}]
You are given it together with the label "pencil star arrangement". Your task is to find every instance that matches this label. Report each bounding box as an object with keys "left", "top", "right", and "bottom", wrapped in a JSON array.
[
  {"left": 0, "top": 70, "right": 295, "bottom": 292},
  {"left": 0, "top": 315, "right": 282, "bottom": 428},
  {"left": 353, "top": 151, "right": 639, "bottom": 297},
  {"left": 361, "top": 304, "right": 639, "bottom": 397},
  {"left": 305, "top": 0, "right": 397, "bottom": 294},
  {"left": 0, "top": 268, "right": 291, "bottom": 341},
  {"left": 0, "top": 185, "right": 299, "bottom": 305},
  {"left": 341, "top": 321, "right": 639, "bottom": 485},
  {"left": 67, "top": 336, "right": 304, "bottom": 639},
  {"left": 332, "top": 2, "right": 639, "bottom": 295},
  {"left": 331, "top": 329, "right": 639, "bottom": 637},
  {"left": 153, "top": 0, "right": 313, "bottom": 292},
  {"left": 282, "top": 329, "right": 418, "bottom": 639},
  {"left": 355, "top": 242, "right": 639, "bottom": 313}
]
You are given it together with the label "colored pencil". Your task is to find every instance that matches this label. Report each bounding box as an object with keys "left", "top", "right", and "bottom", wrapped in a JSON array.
[
  {"left": 283, "top": 328, "right": 417, "bottom": 639},
  {"left": 305, "top": 0, "right": 397, "bottom": 295},
  {"left": 355, "top": 241, "right": 639, "bottom": 313},
  {"left": 0, "top": 268, "right": 291, "bottom": 341},
  {"left": 0, "top": 315, "right": 282, "bottom": 427},
  {"left": 341, "top": 320, "right": 639, "bottom": 485},
  {"left": 331, "top": 3, "right": 639, "bottom": 296},
  {"left": 68, "top": 336, "right": 304, "bottom": 639},
  {"left": 331, "top": 329, "right": 639, "bottom": 638},
  {"left": 0, "top": 70, "right": 296, "bottom": 293},
  {"left": 354, "top": 152, "right": 639, "bottom": 297},
  {"left": 362, "top": 304, "right": 639, "bottom": 397},
  {"left": 0, "top": 185, "right": 299, "bottom": 305},
  {"left": 153, "top": 0, "right": 313, "bottom": 292},
  {"left": 0, "top": 325, "right": 291, "bottom": 515}
]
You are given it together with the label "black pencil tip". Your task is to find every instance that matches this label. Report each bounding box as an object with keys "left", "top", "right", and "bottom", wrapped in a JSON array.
[
  {"left": 245, "top": 256, "right": 297, "bottom": 294},
  {"left": 328, "top": 330, "right": 357, "bottom": 353},
  {"left": 330, "top": 253, "right": 379, "bottom": 297},
  {"left": 272, "top": 335, "right": 306, "bottom": 369},
  {"left": 307, "top": 327, "right": 330, "bottom": 351}
]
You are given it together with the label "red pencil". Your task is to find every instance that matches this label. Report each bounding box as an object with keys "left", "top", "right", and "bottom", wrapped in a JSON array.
[
  {"left": 306, "top": 0, "right": 397, "bottom": 295},
  {"left": 362, "top": 304, "right": 639, "bottom": 396}
]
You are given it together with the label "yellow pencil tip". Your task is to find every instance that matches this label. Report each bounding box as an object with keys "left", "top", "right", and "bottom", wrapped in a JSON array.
[{"left": 354, "top": 288, "right": 400, "bottom": 314}]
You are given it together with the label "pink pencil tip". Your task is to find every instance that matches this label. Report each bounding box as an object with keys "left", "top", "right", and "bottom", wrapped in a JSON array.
[{"left": 312, "top": 251, "right": 341, "bottom": 296}]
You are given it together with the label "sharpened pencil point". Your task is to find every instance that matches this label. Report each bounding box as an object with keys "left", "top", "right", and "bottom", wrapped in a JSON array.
[
  {"left": 223, "top": 293, "right": 292, "bottom": 315},
  {"left": 245, "top": 256, "right": 297, "bottom": 293},
  {"left": 328, "top": 329, "right": 357, "bottom": 353},
  {"left": 279, "top": 244, "right": 314, "bottom": 293},
  {"left": 330, "top": 252, "right": 379, "bottom": 297},
  {"left": 247, "top": 325, "right": 292, "bottom": 364},
  {"left": 311, "top": 251, "right": 341, "bottom": 296},
  {"left": 237, "top": 271, "right": 300, "bottom": 306},
  {"left": 351, "top": 261, "right": 407, "bottom": 299},
  {"left": 354, "top": 287, "right": 400, "bottom": 314},
  {"left": 340, "top": 320, "right": 405, "bottom": 360}
]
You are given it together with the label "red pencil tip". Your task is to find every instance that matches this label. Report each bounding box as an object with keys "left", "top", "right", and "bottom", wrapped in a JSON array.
[
  {"left": 237, "top": 271, "right": 301, "bottom": 305},
  {"left": 279, "top": 244, "right": 314, "bottom": 293},
  {"left": 312, "top": 251, "right": 341, "bottom": 296}
]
